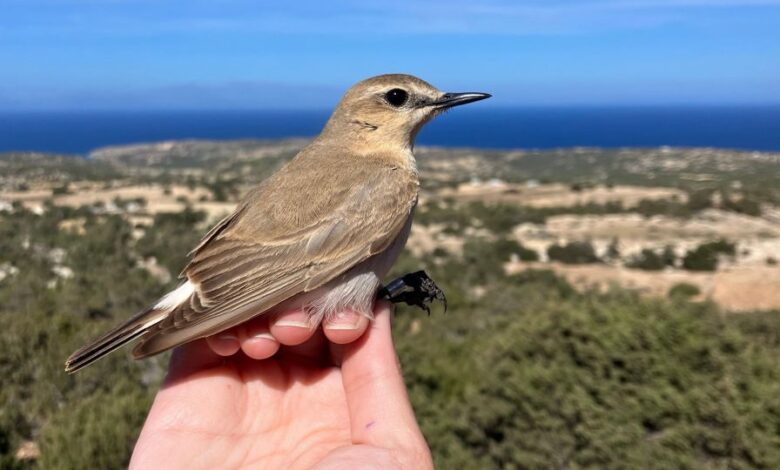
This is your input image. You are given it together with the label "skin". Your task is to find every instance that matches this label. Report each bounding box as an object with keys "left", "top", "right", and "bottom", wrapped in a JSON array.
[{"left": 130, "top": 302, "right": 434, "bottom": 469}]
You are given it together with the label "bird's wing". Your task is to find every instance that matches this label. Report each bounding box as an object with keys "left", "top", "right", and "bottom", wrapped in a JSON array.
[{"left": 133, "top": 158, "right": 418, "bottom": 357}]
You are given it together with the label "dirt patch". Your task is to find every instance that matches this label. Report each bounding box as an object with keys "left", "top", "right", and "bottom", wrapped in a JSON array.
[
  {"left": 535, "top": 210, "right": 780, "bottom": 241},
  {"left": 506, "top": 262, "right": 780, "bottom": 312},
  {"left": 440, "top": 182, "right": 686, "bottom": 208},
  {"left": 1, "top": 183, "right": 235, "bottom": 219}
]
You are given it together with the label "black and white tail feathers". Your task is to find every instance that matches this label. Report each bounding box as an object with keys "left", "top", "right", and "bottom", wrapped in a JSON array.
[
  {"left": 64, "top": 282, "right": 193, "bottom": 373},
  {"left": 64, "top": 307, "right": 164, "bottom": 373}
]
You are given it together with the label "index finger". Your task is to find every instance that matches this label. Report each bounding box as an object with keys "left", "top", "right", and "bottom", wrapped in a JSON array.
[{"left": 339, "top": 301, "right": 431, "bottom": 459}]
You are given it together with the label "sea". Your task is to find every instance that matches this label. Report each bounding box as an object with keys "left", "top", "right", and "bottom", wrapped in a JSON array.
[{"left": 1, "top": 106, "right": 780, "bottom": 155}]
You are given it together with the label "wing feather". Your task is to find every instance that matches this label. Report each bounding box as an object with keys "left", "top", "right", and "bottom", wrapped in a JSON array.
[{"left": 133, "top": 157, "right": 418, "bottom": 358}]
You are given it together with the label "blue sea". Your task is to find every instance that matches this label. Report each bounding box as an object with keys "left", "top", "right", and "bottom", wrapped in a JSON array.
[{"left": 1, "top": 106, "right": 780, "bottom": 155}]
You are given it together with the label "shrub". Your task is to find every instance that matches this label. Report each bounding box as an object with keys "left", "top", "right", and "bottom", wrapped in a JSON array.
[
  {"left": 136, "top": 207, "right": 207, "bottom": 276},
  {"left": 721, "top": 191, "right": 762, "bottom": 216},
  {"left": 460, "top": 237, "right": 532, "bottom": 280},
  {"left": 395, "top": 273, "right": 780, "bottom": 469},
  {"left": 547, "top": 241, "right": 600, "bottom": 264},
  {"left": 626, "top": 249, "right": 666, "bottom": 271},
  {"left": 514, "top": 243, "right": 539, "bottom": 262},
  {"left": 605, "top": 238, "right": 621, "bottom": 261},
  {"left": 682, "top": 239, "right": 736, "bottom": 272},
  {"left": 52, "top": 183, "right": 70, "bottom": 195},
  {"left": 668, "top": 282, "right": 701, "bottom": 300},
  {"left": 661, "top": 245, "right": 677, "bottom": 267},
  {"left": 682, "top": 249, "right": 718, "bottom": 271}
]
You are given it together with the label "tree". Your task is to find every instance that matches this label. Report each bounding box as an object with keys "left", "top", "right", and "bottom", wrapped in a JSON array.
[
  {"left": 682, "top": 240, "right": 736, "bottom": 272},
  {"left": 626, "top": 249, "right": 665, "bottom": 270},
  {"left": 547, "top": 241, "right": 600, "bottom": 264}
]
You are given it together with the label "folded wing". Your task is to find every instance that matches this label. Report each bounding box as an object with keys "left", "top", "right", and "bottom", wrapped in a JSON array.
[{"left": 133, "top": 157, "right": 418, "bottom": 358}]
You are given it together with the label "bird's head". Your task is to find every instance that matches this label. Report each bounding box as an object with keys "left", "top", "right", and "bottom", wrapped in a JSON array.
[{"left": 320, "top": 74, "right": 490, "bottom": 152}]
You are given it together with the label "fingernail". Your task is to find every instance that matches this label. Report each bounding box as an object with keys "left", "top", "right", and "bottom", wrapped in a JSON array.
[
  {"left": 251, "top": 332, "right": 276, "bottom": 341},
  {"left": 273, "top": 311, "right": 312, "bottom": 329},
  {"left": 274, "top": 320, "right": 312, "bottom": 329},
  {"left": 215, "top": 333, "right": 238, "bottom": 347},
  {"left": 325, "top": 312, "right": 361, "bottom": 330}
]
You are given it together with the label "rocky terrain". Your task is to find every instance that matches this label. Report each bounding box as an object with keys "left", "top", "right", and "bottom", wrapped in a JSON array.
[
  {"left": 2, "top": 139, "right": 779, "bottom": 311},
  {"left": 4, "top": 139, "right": 780, "bottom": 469}
]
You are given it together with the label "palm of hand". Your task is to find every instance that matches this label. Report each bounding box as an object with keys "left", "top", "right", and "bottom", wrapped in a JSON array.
[{"left": 131, "top": 307, "right": 432, "bottom": 469}]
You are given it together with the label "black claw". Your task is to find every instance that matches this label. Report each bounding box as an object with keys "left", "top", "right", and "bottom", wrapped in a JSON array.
[{"left": 379, "top": 270, "right": 447, "bottom": 314}]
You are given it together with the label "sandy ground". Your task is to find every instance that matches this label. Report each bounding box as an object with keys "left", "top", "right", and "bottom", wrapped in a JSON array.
[
  {"left": 5, "top": 181, "right": 779, "bottom": 312},
  {"left": 536, "top": 210, "right": 780, "bottom": 240},
  {"left": 513, "top": 209, "right": 780, "bottom": 265},
  {"left": 440, "top": 182, "right": 687, "bottom": 208},
  {"left": 407, "top": 206, "right": 780, "bottom": 312},
  {"left": 506, "top": 261, "right": 780, "bottom": 312},
  {"left": 1, "top": 183, "right": 235, "bottom": 219}
]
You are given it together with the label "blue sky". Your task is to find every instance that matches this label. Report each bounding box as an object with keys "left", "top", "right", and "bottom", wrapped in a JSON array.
[{"left": 1, "top": 0, "right": 779, "bottom": 109}]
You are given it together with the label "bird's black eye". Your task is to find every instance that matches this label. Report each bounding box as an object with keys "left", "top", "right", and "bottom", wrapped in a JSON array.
[{"left": 385, "top": 88, "right": 409, "bottom": 107}]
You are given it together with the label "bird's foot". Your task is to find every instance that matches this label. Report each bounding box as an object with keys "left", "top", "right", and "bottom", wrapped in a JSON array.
[{"left": 378, "top": 270, "right": 447, "bottom": 315}]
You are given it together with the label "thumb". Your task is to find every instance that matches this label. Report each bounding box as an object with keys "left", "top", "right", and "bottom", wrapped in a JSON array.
[{"left": 339, "top": 301, "right": 429, "bottom": 454}]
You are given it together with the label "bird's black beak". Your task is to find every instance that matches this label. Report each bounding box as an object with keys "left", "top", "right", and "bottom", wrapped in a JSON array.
[{"left": 428, "top": 92, "right": 491, "bottom": 109}]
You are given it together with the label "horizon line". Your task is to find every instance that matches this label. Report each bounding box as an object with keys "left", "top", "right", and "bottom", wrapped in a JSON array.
[{"left": 3, "top": 103, "right": 780, "bottom": 113}]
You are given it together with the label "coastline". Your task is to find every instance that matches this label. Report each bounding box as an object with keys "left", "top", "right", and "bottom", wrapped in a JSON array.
[{"left": 2, "top": 105, "right": 780, "bottom": 155}]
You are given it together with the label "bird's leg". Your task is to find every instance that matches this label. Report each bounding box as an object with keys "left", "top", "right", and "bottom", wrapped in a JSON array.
[{"left": 378, "top": 270, "right": 447, "bottom": 315}]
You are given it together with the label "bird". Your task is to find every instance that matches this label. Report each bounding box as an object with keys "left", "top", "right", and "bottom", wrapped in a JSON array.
[{"left": 65, "top": 74, "right": 490, "bottom": 373}]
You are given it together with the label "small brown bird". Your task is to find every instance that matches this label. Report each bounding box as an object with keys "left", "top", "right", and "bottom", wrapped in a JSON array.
[{"left": 65, "top": 74, "right": 490, "bottom": 372}]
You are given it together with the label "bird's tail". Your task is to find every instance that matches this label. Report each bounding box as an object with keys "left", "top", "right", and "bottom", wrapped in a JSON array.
[{"left": 64, "top": 307, "right": 167, "bottom": 373}]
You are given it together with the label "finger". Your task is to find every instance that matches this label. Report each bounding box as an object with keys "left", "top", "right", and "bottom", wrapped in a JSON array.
[
  {"left": 281, "top": 327, "right": 328, "bottom": 361},
  {"left": 270, "top": 309, "right": 317, "bottom": 346},
  {"left": 340, "top": 301, "right": 429, "bottom": 454},
  {"left": 238, "top": 317, "right": 280, "bottom": 360},
  {"left": 165, "top": 339, "right": 226, "bottom": 384},
  {"left": 323, "top": 310, "right": 370, "bottom": 345},
  {"left": 204, "top": 328, "right": 241, "bottom": 357}
]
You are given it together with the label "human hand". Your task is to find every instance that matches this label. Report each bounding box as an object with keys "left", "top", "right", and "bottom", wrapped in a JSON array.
[{"left": 130, "top": 301, "right": 433, "bottom": 469}]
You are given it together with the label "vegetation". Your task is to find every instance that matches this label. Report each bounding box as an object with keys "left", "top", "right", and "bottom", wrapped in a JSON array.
[
  {"left": 390, "top": 244, "right": 780, "bottom": 469},
  {"left": 0, "top": 206, "right": 186, "bottom": 469},
  {"left": 2, "top": 143, "right": 780, "bottom": 468},
  {"left": 682, "top": 240, "right": 736, "bottom": 272},
  {"left": 136, "top": 207, "right": 207, "bottom": 275},
  {"left": 417, "top": 147, "right": 780, "bottom": 205},
  {"left": 626, "top": 246, "right": 676, "bottom": 271},
  {"left": 7, "top": 206, "right": 780, "bottom": 468},
  {"left": 415, "top": 189, "right": 762, "bottom": 238},
  {"left": 547, "top": 241, "right": 600, "bottom": 265},
  {"left": 668, "top": 282, "right": 701, "bottom": 300}
]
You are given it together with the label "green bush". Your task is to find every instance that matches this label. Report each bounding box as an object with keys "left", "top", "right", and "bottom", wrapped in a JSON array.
[
  {"left": 668, "top": 282, "right": 701, "bottom": 300},
  {"left": 38, "top": 379, "right": 152, "bottom": 470},
  {"left": 721, "top": 191, "right": 762, "bottom": 216},
  {"left": 513, "top": 242, "right": 539, "bottom": 262},
  {"left": 547, "top": 241, "right": 600, "bottom": 264},
  {"left": 626, "top": 249, "right": 666, "bottom": 271},
  {"left": 682, "top": 239, "right": 736, "bottom": 272},
  {"left": 0, "top": 208, "right": 164, "bottom": 469},
  {"left": 626, "top": 246, "right": 676, "bottom": 271},
  {"left": 635, "top": 198, "right": 693, "bottom": 218},
  {"left": 395, "top": 273, "right": 780, "bottom": 469},
  {"left": 3, "top": 203, "right": 780, "bottom": 469},
  {"left": 605, "top": 238, "right": 621, "bottom": 261},
  {"left": 459, "top": 237, "right": 533, "bottom": 281},
  {"left": 136, "top": 207, "right": 207, "bottom": 276},
  {"left": 52, "top": 184, "right": 70, "bottom": 196}
]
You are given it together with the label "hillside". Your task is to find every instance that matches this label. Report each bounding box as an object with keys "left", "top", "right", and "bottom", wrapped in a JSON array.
[
  {"left": 2, "top": 141, "right": 780, "bottom": 468},
  {"left": 3, "top": 140, "right": 779, "bottom": 310}
]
